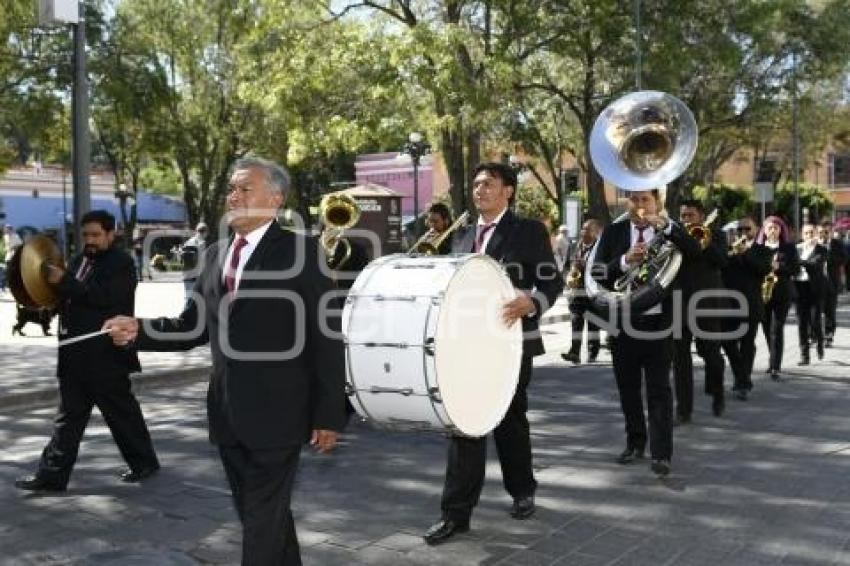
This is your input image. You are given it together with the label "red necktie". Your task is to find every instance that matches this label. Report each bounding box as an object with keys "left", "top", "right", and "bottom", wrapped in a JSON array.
[
  {"left": 636, "top": 226, "right": 647, "bottom": 244},
  {"left": 75, "top": 257, "right": 92, "bottom": 281},
  {"left": 474, "top": 223, "right": 495, "bottom": 253},
  {"left": 224, "top": 237, "right": 249, "bottom": 293}
]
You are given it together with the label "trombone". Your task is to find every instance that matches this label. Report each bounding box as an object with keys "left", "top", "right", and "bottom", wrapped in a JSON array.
[{"left": 409, "top": 211, "right": 470, "bottom": 255}]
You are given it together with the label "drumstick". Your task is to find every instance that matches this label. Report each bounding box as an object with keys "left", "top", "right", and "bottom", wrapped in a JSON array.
[{"left": 57, "top": 329, "right": 112, "bottom": 347}]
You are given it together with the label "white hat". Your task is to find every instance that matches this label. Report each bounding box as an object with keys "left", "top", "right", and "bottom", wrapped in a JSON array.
[
  {"left": 196, "top": 222, "right": 208, "bottom": 231},
  {"left": 558, "top": 225, "right": 568, "bottom": 232}
]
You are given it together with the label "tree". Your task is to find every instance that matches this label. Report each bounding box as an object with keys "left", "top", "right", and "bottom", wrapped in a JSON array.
[
  {"left": 774, "top": 182, "right": 833, "bottom": 227},
  {"left": 325, "top": 1, "right": 519, "bottom": 216}
]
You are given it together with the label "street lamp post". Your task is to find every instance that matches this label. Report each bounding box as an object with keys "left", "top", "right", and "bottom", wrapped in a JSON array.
[
  {"left": 114, "top": 183, "right": 135, "bottom": 248},
  {"left": 403, "top": 132, "right": 431, "bottom": 224}
]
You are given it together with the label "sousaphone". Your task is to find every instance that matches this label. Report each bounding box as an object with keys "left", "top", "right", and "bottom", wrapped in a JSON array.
[
  {"left": 584, "top": 91, "right": 698, "bottom": 313},
  {"left": 7, "top": 235, "right": 65, "bottom": 309}
]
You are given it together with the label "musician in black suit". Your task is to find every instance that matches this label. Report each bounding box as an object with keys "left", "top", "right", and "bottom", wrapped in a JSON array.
[
  {"left": 674, "top": 200, "right": 728, "bottom": 420},
  {"left": 15, "top": 210, "right": 159, "bottom": 492},
  {"left": 105, "top": 158, "right": 346, "bottom": 566},
  {"left": 794, "top": 223, "right": 829, "bottom": 364},
  {"left": 423, "top": 162, "right": 563, "bottom": 545},
  {"left": 562, "top": 218, "right": 603, "bottom": 364},
  {"left": 720, "top": 217, "right": 772, "bottom": 400},
  {"left": 818, "top": 221, "right": 846, "bottom": 347},
  {"left": 424, "top": 202, "right": 455, "bottom": 255},
  {"left": 757, "top": 216, "right": 799, "bottom": 380},
  {"left": 591, "top": 189, "right": 699, "bottom": 477}
]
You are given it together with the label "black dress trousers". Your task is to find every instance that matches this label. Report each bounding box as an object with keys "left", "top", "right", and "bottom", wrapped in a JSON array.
[
  {"left": 37, "top": 371, "right": 159, "bottom": 487},
  {"left": 440, "top": 356, "right": 535, "bottom": 523}
]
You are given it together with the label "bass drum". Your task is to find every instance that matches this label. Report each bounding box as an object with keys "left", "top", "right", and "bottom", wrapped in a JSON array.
[{"left": 342, "top": 253, "right": 522, "bottom": 437}]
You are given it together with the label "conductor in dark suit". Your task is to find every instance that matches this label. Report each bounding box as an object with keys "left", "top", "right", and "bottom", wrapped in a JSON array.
[
  {"left": 105, "top": 157, "right": 346, "bottom": 566},
  {"left": 590, "top": 189, "right": 699, "bottom": 477},
  {"left": 423, "top": 162, "right": 563, "bottom": 545},
  {"left": 674, "top": 200, "right": 728, "bottom": 420},
  {"left": 15, "top": 210, "right": 159, "bottom": 492}
]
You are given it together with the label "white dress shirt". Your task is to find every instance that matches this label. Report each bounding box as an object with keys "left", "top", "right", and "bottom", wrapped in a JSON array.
[
  {"left": 476, "top": 207, "right": 508, "bottom": 253},
  {"left": 619, "top": 220, "right": 673, "bottom": 315},
  {"left": 222, "top": 220, "right": 274, "bottom": 291}
]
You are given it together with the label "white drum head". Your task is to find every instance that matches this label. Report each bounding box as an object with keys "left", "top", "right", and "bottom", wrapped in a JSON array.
[{"left": 435, "top": 255, "right": 522, "bottom": 436}]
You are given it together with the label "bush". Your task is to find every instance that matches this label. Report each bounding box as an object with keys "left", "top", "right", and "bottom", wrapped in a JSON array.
[
  {"left": 515, "top": 182, "right": 558, "bottom": 229},
  {"left": 692, "top": 184, "right": 756, "bottom": 226},
  {"left": 773, "top": 183, "right": 833, "bottom": 226}
]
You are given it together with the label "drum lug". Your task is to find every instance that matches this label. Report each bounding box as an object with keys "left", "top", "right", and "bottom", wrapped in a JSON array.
[
  {"left": 370, "top": 386, "right": 415, "bottom": 396},
  {"left": 428, "top": 387, "right": 443, "bottom": 403},
  {"left": 424, "top": 337, "right": 435, "bottom": 356}
]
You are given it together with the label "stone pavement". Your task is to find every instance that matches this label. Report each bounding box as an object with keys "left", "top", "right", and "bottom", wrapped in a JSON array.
[
  {"left": 0, "top": 278, "right": 211, "bottom": 409},
  {"left": 0, "top": 293, "right": 848, "bottom": 565}
]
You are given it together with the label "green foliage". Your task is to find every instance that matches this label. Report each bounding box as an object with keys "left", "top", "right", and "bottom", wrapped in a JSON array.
[
  {"left": 692, "top": 184, "right": 757, "bottom": 226},
  {"left": 774, "top": 182, "right": 834, "bottom": 224},
  {"left": 138, "top": 162, "right": 183, "bottom": 196},
  {"left": 516, "top": 182, "right": 558, "bottom": 227}
]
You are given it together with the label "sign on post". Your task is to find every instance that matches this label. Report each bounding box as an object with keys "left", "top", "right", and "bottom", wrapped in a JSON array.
[
  {"left": 38, "top": 0, "right": 78, "bottom": 25},
  {"left": 562, "top": 196, "right": 582, "bottom": 239}
]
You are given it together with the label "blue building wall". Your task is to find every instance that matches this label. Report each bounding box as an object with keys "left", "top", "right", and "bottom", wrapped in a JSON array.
[{"left": 0, "top": 190, "right": 186, "bottom": 232}]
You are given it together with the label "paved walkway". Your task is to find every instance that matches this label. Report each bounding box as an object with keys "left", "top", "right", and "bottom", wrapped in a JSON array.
[
  {"left": 0, "top": 293, "right": 848, "bottom": 565},
  {"left": 0, "top": 279, "right": 211, "bottom": 408}
]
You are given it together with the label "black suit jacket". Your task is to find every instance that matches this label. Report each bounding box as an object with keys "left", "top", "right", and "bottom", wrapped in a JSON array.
[
  {"left": 722, "top": 241, "right": 773, "bottom": 320},
  {"left": 678, "top": 228, "right": 728, "bottom": 313},
  {"left": 452, "top": 209, "right": 563, "bottom": 357},
  {"left": 591, "top": 218, "right": 700, "bottom": 325},
  {"left": 136, "top": 223, "right": 346, "bottom": 450},
  {"left": 796, "top": 243, "right": 828, "bottom": 296},
  {"left": 765, "top": 242, "right": 799, "bottom": 305},
  {"left": 824, "top": 238, "right": 847, "bottom": 291},
  {"left": 56, "top": 247, "right": 140, "bottom": 377}
]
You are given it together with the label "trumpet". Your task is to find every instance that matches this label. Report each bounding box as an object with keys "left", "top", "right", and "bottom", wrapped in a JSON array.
[
  {"left": 685, "top": 209, "right": 719, "bottom": 250},
  {"left": 728, "top": 234, "right": 748, "bottom": 256},
  {"left": 319, "top": 193, "right": 360, "bottom": 269},
  {"left": 409, "top": 211, "right": 469, "bottom": 255}
]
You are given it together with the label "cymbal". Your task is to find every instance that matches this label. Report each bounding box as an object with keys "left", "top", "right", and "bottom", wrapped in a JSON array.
[{"left": 8, "top": 235, "right": 64, "bottom": 309}]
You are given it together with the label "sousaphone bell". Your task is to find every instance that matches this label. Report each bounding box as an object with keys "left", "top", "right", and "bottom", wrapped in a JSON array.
[
  {"left": 7, "top": 235, "right": 65, "bottom": 309},
  {"left": 584, "top": 91, "right": 698, "bottom": 313}
]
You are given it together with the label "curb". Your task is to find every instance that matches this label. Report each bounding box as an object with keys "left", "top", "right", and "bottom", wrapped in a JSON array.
[{"left": 0, "top": 366, "right": 211, "bottom": 412}]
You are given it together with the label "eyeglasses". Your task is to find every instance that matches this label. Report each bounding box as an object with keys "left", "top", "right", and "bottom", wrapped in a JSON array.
[{"left": 740, "top": 226, "right": 752, "bottom": 232}]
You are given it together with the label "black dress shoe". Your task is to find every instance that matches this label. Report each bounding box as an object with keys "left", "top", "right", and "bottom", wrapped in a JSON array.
[
  {"left": 616, "top": 447, "right": 645, "bottom": 464},
  {"left": 510, "top": 496, "right": 535, "bottom": 520},
  {"left": 770, "top": 370, "right": 780, "bottom": 381},
  {"left": 14, "top": 475, "right": 66, "bottom": 492},
  {"left": 674, "top": 414, "right": 691, "bottom": 427},
  {"left": 120, "top": 465, "right": 160, "bottom": 483},
  {"left": 561, "top": 351, "right": 580, "bottom": 364},
  {"left": 712, "top": 396, "right": 725, "bottom": 417},
  {"left": 423, "top": 519, "right": 469, "bottom": 545},
  {"left": 651, "top": 459, "right": 671, "bottom": 477}
]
